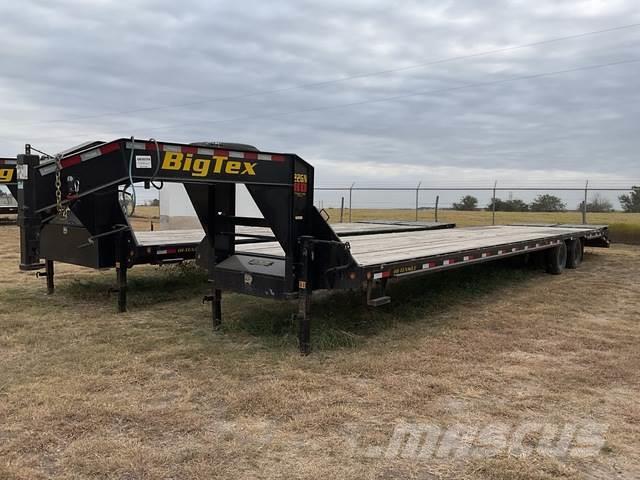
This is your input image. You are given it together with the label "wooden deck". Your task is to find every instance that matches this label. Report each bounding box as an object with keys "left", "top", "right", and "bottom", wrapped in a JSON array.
[
  {"left": 134, "top": 229, "right": 204, "bottom": 247},
  {"left": 239, "top": 225, "right": 600, "bottom": 266},
  {"left": 134, "top": 223, "right": 602, "bottom": 268},
  {"left": 132, "top": 221, "right": 453, "bottom": 247}
]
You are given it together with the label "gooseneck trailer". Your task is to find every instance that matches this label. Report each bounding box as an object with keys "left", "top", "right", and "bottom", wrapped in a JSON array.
[
  {"left": 0, "top": 157, "right": 18, "bottom": 215},
  {"left": 16, "top": 139, "right": 609, "bottom": 353}
]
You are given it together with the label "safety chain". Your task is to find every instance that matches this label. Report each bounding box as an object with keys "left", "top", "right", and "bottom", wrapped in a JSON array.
[{"left": 54, "top": 154, "right": 69, "bottom": 219}]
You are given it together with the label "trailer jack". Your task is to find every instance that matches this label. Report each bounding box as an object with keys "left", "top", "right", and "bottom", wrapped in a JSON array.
[{"left": 202, "top": 289, "right": 222, "bottom": 330}]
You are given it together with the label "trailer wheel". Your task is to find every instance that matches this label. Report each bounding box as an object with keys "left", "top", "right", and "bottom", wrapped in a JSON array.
[
  {"left": 545, "top": 242, "right": 567, "bottom": 275},
  {"left": 565, "top": 238, "right": 584, "bottom": 269}
]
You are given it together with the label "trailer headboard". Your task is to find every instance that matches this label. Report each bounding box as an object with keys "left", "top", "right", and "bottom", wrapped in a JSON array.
[{"left": 17, "top": 139, "right": 347, "bottom": 293}]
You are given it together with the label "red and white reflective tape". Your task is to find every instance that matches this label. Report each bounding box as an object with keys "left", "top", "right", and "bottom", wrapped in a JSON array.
[
  {"left": 373, "top": 271, "right": 392, "bottom": 280},
  {"left": 60, "top": 142, "right": 121, "bottom": 170},
  {"left": 44, "top": 140, "right": 288, "bottom": 175},
  {"left": 371, "top": 240, "right": 568, "bottom": 280},
  {"left": 40, "top": 142, "right": 121, "bottom": 175},
  {"left": 156, "top": 247, "right": 177, "bottom": 255},
  {"left": 126, "top": 141, "right": 286, "bottom": 162}
]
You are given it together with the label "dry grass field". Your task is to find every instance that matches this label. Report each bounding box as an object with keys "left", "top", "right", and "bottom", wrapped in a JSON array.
[{"left": 1, "top": 210, "right": 639, "bottom": 479}]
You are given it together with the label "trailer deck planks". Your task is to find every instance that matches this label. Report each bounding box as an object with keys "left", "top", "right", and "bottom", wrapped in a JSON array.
[
  {"left": 237, "top": 225, "right": 603, "bottom": 264},
  {"left": 233, "top": 224, "right": 608, "bottom": 283},
  {"left": 133, "top": 221, "right": 455, "bottom": 247},
  {"left": 320, "top": 225, "right": 604, "bottom": 266},
  {"left": 134, "top": 229, "right": 205, "bottom": 247}
]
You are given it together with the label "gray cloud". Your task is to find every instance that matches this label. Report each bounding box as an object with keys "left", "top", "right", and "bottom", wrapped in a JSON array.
[{"left": 1, "top": 0, "right": 639, "bottom": 194}]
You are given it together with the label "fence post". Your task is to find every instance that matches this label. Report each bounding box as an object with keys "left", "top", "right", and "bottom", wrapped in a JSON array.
[
  {"left": 492, "top": 180, "right": 497, "bottom": 226},
  {"left": 435, "top": 195, "right": 439, "bottom": 222},
  {"left": 340, "top": 196, "right": 344, "bottom": 223},
  {"left": 582, "top": 180, "right": 588, "bottom": 224},
  {"left": 415, "top": 181, "right": 421, "bottom": 221},
  {"left": 348, "top": 183, "right": 355, "bottom": 223}
]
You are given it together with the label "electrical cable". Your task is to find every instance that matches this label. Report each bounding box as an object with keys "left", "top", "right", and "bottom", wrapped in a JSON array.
[{"left": 2, "top": 22, "right": 640, "bottom": 130}]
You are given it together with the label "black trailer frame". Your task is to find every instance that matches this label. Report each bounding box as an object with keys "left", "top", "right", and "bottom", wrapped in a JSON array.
[{"left": 16, "top": 139, "right": 610, "bottom": 354}]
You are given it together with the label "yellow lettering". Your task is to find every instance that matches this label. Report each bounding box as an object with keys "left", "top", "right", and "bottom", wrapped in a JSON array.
[
  {"left": 192, "top": 158, "right": 210, "bottom": 177},
  {"left": 183, "top": 153, "right": 193, "bottom": 171},
  {"left": 160, "top": 153, "right": 257, "bottom": 177},
  {"left": 161, "top": 152, "right": 183, "bottom": 170},
  {"left": 225, "top": 161, "right": 241, "bottom": 174},
  {"left": 241, "top": 162, "right": 256, "bottom": 175},
  {"left": 213, "top": 156, "right": 225, "bottom": 173},
  {"left": 0, "top": 168, "right": 13, "bottom": 182}
]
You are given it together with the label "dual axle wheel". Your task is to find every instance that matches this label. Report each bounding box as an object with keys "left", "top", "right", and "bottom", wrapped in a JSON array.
[{"left": 545, "top": 238, "right": 584, "bottom": 274}]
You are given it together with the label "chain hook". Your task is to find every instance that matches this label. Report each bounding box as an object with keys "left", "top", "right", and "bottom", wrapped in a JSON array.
[{"left": 54, "top": 154, "right": 69, "bottom": 219}]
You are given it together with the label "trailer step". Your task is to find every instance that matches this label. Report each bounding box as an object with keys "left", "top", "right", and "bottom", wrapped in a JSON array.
[{"left": 367, "top": 295, "right": 391, "bottom": 307}]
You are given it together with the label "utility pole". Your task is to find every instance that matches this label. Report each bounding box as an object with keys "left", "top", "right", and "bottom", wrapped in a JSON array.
[
  {"left": 415, "top": 181, "right": 421, "bottom": 221},
  {"left": 348, "top": 182, "right": 355, "bottom": 223},
  {"left": 492, "top": 180, "right": 498, "bottom": 226},
  {"left": 582, "top": 180, "right": 589, "bottom": 224}
]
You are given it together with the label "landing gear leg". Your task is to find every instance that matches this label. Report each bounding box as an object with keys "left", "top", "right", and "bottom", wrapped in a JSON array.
[
  {"left": 45, "top": 259, "right": 54, "bottom": 295},
  {"left": 116, "top": 233, "right": 128, "bottom": 312},
  {"left": 297, "top": 237, "right": 313, "bottom": 355},
  {"left": 213, "top": 288, "right": 222, "bottom": 329}
]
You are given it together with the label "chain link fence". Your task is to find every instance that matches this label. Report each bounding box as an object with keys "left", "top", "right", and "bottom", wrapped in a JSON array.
[{"left": 314, "top": 183, "right": 637, "bottom": 226}]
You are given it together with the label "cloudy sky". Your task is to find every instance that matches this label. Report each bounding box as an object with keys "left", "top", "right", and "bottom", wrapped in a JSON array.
[{"left": 1, "top": 0, "right": 639, "bottom": 207}]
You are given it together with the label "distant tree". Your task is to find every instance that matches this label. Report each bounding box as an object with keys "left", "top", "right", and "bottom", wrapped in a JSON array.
[
  {"left": 530, "top": 194, "right": 566, "bottom": 212},
  {"left": 488, "top": 198, "right": 529, "bottom": 212},
  {"left": 505, "top": 199, "right": 530, "bottom": 212},
  {"left": 453, "top": 195, "right": 478, "bottom": 211},
  {"left": 148, "top": 198, "right": 160, "bottom": 207},
  {"left": 619, "top": 186, "right": 640, "bottom": 213},
  {"left": 577, "top": 194, "right": 614, "bottom": 213},
  {"left": 487, "top": 198, "right": 506, "bottom": 211}
]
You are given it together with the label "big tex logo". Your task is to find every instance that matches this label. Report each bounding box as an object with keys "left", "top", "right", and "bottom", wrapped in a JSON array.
[
  {"left": 0, "top": 168, "right": 14, "bottom": 183},
  {"left": 161, "top": 152, "right": 256, "bottom": 177}
]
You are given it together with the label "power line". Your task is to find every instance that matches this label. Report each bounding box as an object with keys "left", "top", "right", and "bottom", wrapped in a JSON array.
[
  {"left": 5, "top": 55, "right": 638, "bottom": 145},
  {"left": 135, "top": 56, "right": 640, "bottom": 133},
  {"left": 4, "top": 22, "right": 640, "bottom": 130}
]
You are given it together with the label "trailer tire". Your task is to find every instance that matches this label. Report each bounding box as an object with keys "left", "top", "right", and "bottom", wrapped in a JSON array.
[
  {"left": 565, "top": 238, "right": 584, "bottom": 269},
  {"left": 545, "top": 242, "right": 567, "bottom": 275}
]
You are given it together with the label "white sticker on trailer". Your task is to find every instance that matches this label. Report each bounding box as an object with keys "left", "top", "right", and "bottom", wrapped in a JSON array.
[
  {"left": 136, "top": 155, "right": 152, "bottom": 169},
  {"left": 16, "top": 164, "right": 28, "bottom": 180}
]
